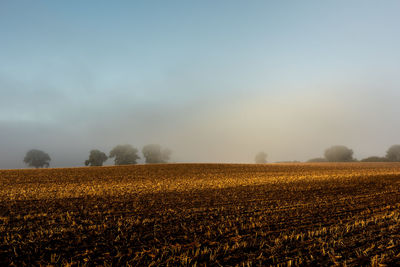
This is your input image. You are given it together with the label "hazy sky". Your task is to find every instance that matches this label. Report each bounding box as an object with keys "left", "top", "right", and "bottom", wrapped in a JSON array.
[{"left": 1, "top": 1, "right": 400, "bottom": 168}]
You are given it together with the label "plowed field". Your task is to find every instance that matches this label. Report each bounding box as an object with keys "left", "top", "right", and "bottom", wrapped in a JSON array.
[{"left": 1, "top": 163, "right": 400, "bottom": 266}]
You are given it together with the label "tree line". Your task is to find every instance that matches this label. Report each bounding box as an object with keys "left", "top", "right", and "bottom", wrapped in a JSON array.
[
  {"left": 23, "top": 144, "right": 400, "bottom": 168},
  {"left": 23, "top": 144, "right": 171, "bottom": 168},
  {"left": 255, "top": 145, "right": 400, "bottom": 163},
  {"left": 307, "top": 145, "right": 400, "bottom": 163}
]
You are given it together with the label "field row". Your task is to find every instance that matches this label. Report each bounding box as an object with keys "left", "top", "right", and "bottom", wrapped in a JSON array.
[{"left": 1, "top": 163, "right": 400, "bottom": 265}]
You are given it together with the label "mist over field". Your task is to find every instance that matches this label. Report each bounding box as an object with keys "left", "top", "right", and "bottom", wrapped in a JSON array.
[{"left": 1, "top": 1, "right": 400, "bottom": 168}]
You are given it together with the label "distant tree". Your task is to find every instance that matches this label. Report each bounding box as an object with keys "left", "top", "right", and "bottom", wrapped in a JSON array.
[
  {"left": 307, "top": 157, "right": 327, "bottom": 163},
  {"left": 142, "top": 144, "right": 171, "bottom": 163},
  {"left": 360, "top": 156, "right": 389, "bottom": 162},
  {"left": 254, "top": 152, "right": 267, "bottom": 164},
  {"left": 23, "top": 149, "right": 51, "bottom": 168},
  {"left": 109, "top": 145, "right": 140, "bottom": 165},
  {"left": 85, "top": 149, "right": 108, "bottom": 166},
  {"left": 386, "top": 145, "right": 400, "bottom": 162},
  {"left": 324, "top": 145, "right": 354, "bottom": 162}
]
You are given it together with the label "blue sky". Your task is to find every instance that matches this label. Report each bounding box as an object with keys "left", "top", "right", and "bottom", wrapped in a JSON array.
[{"left": 1, "top": 1, "right": 400, "bottom": 167}]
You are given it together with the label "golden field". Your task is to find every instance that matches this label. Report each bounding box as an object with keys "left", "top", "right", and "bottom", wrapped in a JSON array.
[{"left": 1, "top": 163, "right": 400, "bottom": 266}]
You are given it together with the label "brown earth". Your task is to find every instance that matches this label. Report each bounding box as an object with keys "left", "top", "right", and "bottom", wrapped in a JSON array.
[{"left": 1, "top": 163, "right": 400, "bottom": 266}]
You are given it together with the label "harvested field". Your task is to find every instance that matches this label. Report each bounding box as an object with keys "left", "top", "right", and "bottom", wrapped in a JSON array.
[{"left": 1, "top": 163, "right": 400, "bottom": 266}]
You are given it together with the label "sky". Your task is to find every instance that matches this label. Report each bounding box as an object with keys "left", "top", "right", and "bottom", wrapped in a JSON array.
[{"left": 1, "top": 0, "right": 400, "bottom": 168}]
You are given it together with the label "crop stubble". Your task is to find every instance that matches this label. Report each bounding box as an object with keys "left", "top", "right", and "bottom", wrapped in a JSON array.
[{"left": 1, "top": 163, "right": 400, "bottom": 266}]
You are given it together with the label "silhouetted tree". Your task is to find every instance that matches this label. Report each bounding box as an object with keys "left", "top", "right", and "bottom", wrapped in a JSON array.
[
  {"left": 85, "top": 149, "right": 108, "bottom": 166},
  {"left": 23, "top": 149, "right": 51, "bottom": 168},
  {"left": 109, "top": 145, "right": 140, "bottom": 165},
  {"left": 142, "top": 144, "right": 171, "bottom": 163},
  {"left": 360, "top": 156, "right": 389, "bottom": 162},
  {"left": 324, "top": 145, "right": 354, "bottom": 162},
  {"left": 255, "top": 152, "right": 267, "bottom": 164},
  {"left": 386, "top": 145, "right": 400, "bottom": 162},
  {"left": 307, "top": 157, "right": 327, "bottom": 163}
]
